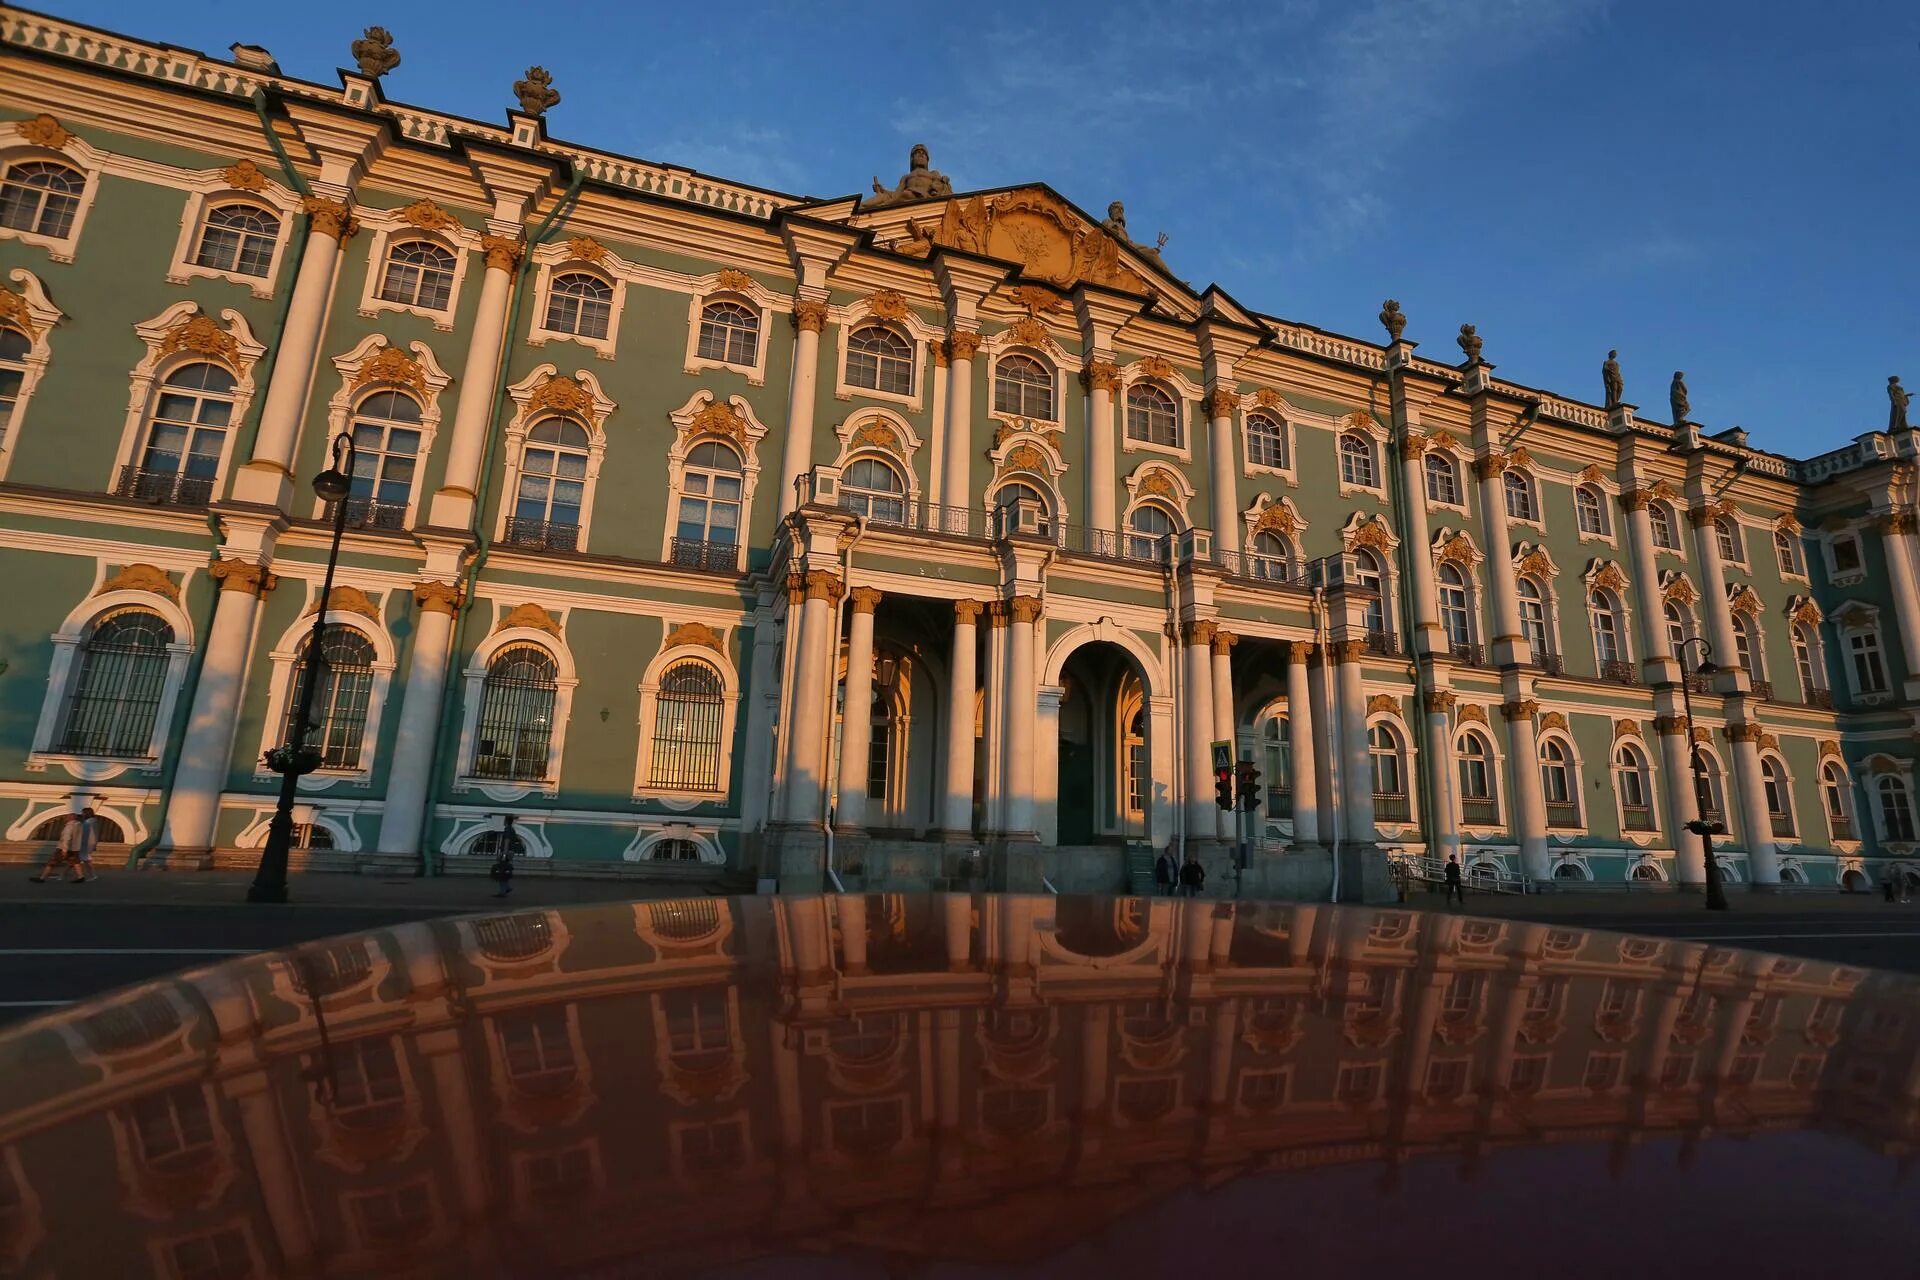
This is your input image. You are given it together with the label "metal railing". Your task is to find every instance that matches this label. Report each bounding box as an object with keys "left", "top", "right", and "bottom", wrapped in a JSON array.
[
  {"left": 1686, "top": 673, "right": 1716, "bottom": 696},
  {"left": 1448, "top": 641, "right": 1488, "bottom": 668},
  {"left": 1601, "top": 659, "right": 1639, "bottom": 686},
  {"left": 1395, "top": 853, "right": 1529, "bottom": 895},
  {"left": 1770, "top": 813, "right": 1796, "bottom": 839},
  {"left": 1829, "top": 817, "right": 1854, "bottom": 841},
  {"left": 1265, "top": 787, "right": 1292, "bottom": 818},
  {"left": 1545, "top": 801, "right": 1582, "bottom": 829},
  {"left": 1700, "top": 805, "right": 1727, "bottom": 829},
  {"left": 1804, "top": 689, "right": 1834, "bottom": 710},
  {"left": 840, "top": 496, "right": 986, "bottom": 540},
  {"left": 1531, "top": 651, "right": 1565, "bottom": 677},
  {"left": 113, "top": 465, "right": 215, "bottom": 507},
  {"left": 340, "top": 497, "right": 408, "bottom": 530},
  {"left": 1365, "top": 631, "right": 1401, "bottom": 657},
  {"left": 1372, "top": 792, "right": 1412, "bottom": 823},
  {"left": 1750, "top": 679, "right": 1774, "bottom": 701},
  {"left": 1622, "top": 805, "right": 1657, "bottom": 833},
  {"left": 1460, "top": 798, "right": 1500, "bottom": 826},
  {"left": 667, "top": 537, "right": 740, "bottom": 574},
  {"left": 502, "top": 517, "right": 580, "bottom": 552}
]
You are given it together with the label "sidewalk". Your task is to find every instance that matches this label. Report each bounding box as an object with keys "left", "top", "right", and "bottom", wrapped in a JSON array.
[
  {"left": 0, "top": 867, "right": 704, "bottom": 913},
  {"left": 1393, "top": 884, "right": 1920, "bottom": 920}
]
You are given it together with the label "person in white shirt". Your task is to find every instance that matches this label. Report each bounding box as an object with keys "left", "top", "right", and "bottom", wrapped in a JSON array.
[{"left": 30, "top": 808, "right": 97, "bottom": 883}]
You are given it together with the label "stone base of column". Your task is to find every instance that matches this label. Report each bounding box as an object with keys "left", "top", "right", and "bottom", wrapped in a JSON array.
[
  {"left": 1335, "top": 842, "right": 1395, "bottom": 903},
  {"left": 762, "top": 824, "right": 828, "bottom": 891},
  {"left": 140, "top": 847, "right": 215, "bottom": 871},
  {"left": 939, "top": 827, "right": 982, "bottom": 845},
  {"left": 984, "top": 838, "right": 1046, "bottom": 893}
]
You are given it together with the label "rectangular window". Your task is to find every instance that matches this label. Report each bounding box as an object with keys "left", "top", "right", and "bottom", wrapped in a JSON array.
[
  {"left": 1238, "top": 1069, "right": 1290, "bottom": 1110},
  {"left": 522, "top": 1144, "right": 595, "bottom": 1206},
  {"left": 1789, "top": 1054, "right": 1825, "bottom": 1089},
  {"left": 499, "top": 1007, "right": 575, "bottom": 1088},
  {"left": 1507, "top": 1054, "right": 1548, "bottom": 1095},
  {"left": 679, "top": 1118, "right": 747, "bottom": 1173},
  {"left": 663, "top": 988, "right": 731, "bottom": 1055},
  {"left": 1336, "top": 1061, "right": 1381, "bottom": 1104},
  {"left": 1831, "top": 535, "right": 1863, "bottom": 573},
  {"left": 1660, "top": 1053, "right": 1695, "bottom": 1089},
  {"left": 1426, "top": 1057, "right": 1469, "bottom": 1100},
  {"left": 1850, "top": 631, "right": 1888, "bottom": 693},
  {"left": 1583, "top": 1051, "right": 1624, "bottom": 1090}
]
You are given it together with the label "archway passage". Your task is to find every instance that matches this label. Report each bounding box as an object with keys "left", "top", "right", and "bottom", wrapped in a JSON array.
[{"left": 1055, "top": 642, "right": 1151, "bottom": 846}]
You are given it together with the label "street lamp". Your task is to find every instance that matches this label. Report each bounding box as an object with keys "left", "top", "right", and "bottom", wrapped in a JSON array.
[
  {"left": 1675, "top": 636, "right": 1729, "bottom": 911},
  {"left": 249, "top": 431, "right": 357, "bottom": 904}
]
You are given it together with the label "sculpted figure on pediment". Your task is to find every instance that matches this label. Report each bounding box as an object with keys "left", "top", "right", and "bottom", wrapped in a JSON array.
[{"left": 869, "top": 144, "right": 953, "bottom": 209}]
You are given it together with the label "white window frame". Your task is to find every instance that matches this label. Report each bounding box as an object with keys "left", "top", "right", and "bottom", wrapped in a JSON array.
[
  {"left": 1732, "top": 610, "right": 1767, "bottom": 682},
  {"left": 1538, "top": 731, "right": 1586, "bottom": 832},
  {"left": 0, "top": 267, "right": 63, "bottom": 479},
  {"left": 661, "top": 390, "right": 771, "bottom": 571},
  {"left": 1820, "top": 758, "right": 1855, "bottom": 844},
  {"left": 1424, "top": 451, "right": 1464, "bottom": 510},
  {"left": 1835, "top": 605, "right": 1890, "bottom": 702},
  {"left": 1760, "top": 752, "right": 1796, "bottom": 837},
  {"left": 109, "top": 303, "right": 266, "bottom": 502},
  {"left": 1241, "top": 408, "right": 1295, "bottom": 482},
  {"left": 356, "top": 205, "right": 482, "bottom": 330},
  {"left": 1338, "top": 432, "right": 1380, "bottom": 495},
  {"left": 1589, "top": 588, "right": 1630, "bottom": 668},
  {"left": 1648, "top": 500, "right": 1682, "bottom": 554},
  {"left": 164, "top": 167, "right": 302, "bottom": 300},
  {"left": 1714, "top": 516, "right": 1746, "bottom": 568},
  {"left": 1612, "top": 737, "right": 1656, "bottom": 838},
  {"left": 1121, "top": 462, "right": 1197, "bottom": 536},
  {"left": 633, "top": 639, "right": 741, "bottom": 805},
  {"left": 30, "top": 581, "right": 197, "bottom": 780},
  {"left": 1117, "top": 359, "right": 1202, "bottom": 464},
  {"left": 1454, "top": 727, "right": 1504, "bottom": 830},
  {"left": 253, "top": 604, "right": 397, "bottom": 789},
  {"left": 1503, "top": 469, "right": 1544, "bottom": 530},
  {"left": 987, "top": 347, "right": 1065, "bottom": 427},
  {"left": 829, "top": 409, "right": 925, "bottom": 515},
  {"left": 0, "top": 129, "right": 102, "bottom": 262},
  {"left": 982, "top": 429, "right": 1072, "bottom": 530},
  {"left": 1773, "top": 526, "right": 1806, "bottom": 580},
  {"left": 1824, "top": 528, "right": 1867, "bottom": 586},
  {"left": 1869, "top": 765, "right": 1918, "bottom": 846},
  {"left": 452, "top": 620, "right": 579, "bottom": 800},
  {"left": 495, "top": 365, "right": 616, "bottom": 555},
  {"left": 684, "top": 272, "right": 778, "bottom": 384},
  {"left": 1574, "top": 484, "right": 1612, "bottom": 539},
  {"left": 1240, "top": 495, "right": 1309, "bottom": 581},
  {"left": 1515, "top": 574, "right": 1558, "bottom": 661},
  {"left": 833, "top": 299, "right": 937, "bottom": 412},
  {"left": 310, "top": 336, "right": 451, "bottom": 527},
  {"left": 532, "top": 265, "right": 621, "bottom": 358},
  {"left": 1121, "top": 380, "right": 1187, "bottom": 458}
]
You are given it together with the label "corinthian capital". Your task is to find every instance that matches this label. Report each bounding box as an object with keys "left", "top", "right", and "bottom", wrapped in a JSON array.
[
  {"left": 209, "top": 558, "right": 278, "bottom": 597},
  {"left": 803, "top": 570, "right": 844, "bottom": 604},
  {"left": 1009, "top": 595, "right": 1044, "bottom": 624},
  {"left": 1204, "top": 387, "right": 1240, "bottom": 420},
  {"left": 413, "top": 580, "right": 465, "bottom": 615},
  {"left": 480, "top": 234, "right": 523, "bottom": 272},
  {"left": 791, "top": 300, "right": 830, "bottom": 333},
  {"left": 946, "top": 330, "right": 982, "bottom": 361},
  {"left": 1082, "top": 360, "right": 1120, "bottom": 393},
  {"left": 301, "top": 196, "right": 358, "bottom": 241},
  {"left": 849, "top": 586, "right": 884, "bottom": 614}
]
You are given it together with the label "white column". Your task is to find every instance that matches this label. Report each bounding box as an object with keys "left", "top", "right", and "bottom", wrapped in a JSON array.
[
  {"left": 231, "top": 203, "right": 350, "bottom": 508},
  {"left": 942, "top": 601, "right": 981, "bottom": 836},
  {"left": 1687, "top": 504, "right": 1740, "bottom": 671},
  {"left": 1307, "top": 645, "right": 1336, "bottom": 838},
  {"left": 778, "top": 301, "right": 827, "bottom": 517},
  {"left": 165, "top": 560, "right": 276, "bottom": 852},
  {"left": 1205, "top": 389, "right": 1238, "bottom": 558},
  {"left": 1424, "top": 693, "right": 1461, "bottom": 867},
  {"left": 1656, "top": 717, "right": 1705, "bottom": 886},
  {"left": 837, "top": 894, "right": 869, "bottom": 974},
  {"left": 1873, "top": 510, "right": 1920, "bottom": 696},
  {"left": 1474, "top": 454, "right": 1527, "bottom": 666},
  {"left": 1502, "top": 700, "right": 1549, "bottom": 881},
  {"left": 738, "top": 612, "right": 782, "bottom": 836},
  {"left": 428, "top": 236, "right": 521, "bottom": 530},
  {"left": 1334, "top": 641, "right": 1375, "bottom": 844},
  {"left": 941, "top": 331, "right": 980, "bottom": 513},
  {"left": 230, "top": 1076, "right": 314, "bottom": 1265},
  {"left": 1211, "top": 631, "right": 1237, "bottom": 840},
  {"left": 1728, "top": 718, "right": 1780, "bottom": 884},
  {"left": 982, "top": 605, "right": 1009, "bottom": 832},
  {"left": 1622, "top": 490, "right": 1673, "bottom": 668},
  {"left": 1400, "top": 438, "right": 1442, "bottom": 653},
  {"left": 377, "top": 582, "right": 461, "bottom": 854},
  {"left": 1183, "top": 622, "right": 1219, "bottom": 842},
  {"left": 1005, "top": 596, "right": 1041, "bottom": 838},
  {"left": 780, "top": 572, "right": 841, "bottom": 826},
  {"left": 834, "top": 587, "right": 881, "bottom": 831},
  {"left": 1085, "top": 362, "right": 1118, "bottom": 533},
  {"left": 1285, "top": 642, "right": 1321, "bottom": 846}
]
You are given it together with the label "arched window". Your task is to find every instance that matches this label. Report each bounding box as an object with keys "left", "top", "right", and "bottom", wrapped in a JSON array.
[
  {"left": 509, "top": 418, "right": 590, "bottom": 550},
  {"left": 993, "top": 354, "right": 1054, "bottom": 420},
  {"left": 0, "top": 160, "right": 85, "bottom": 238},
  {"left": 841, "top": 455, "right": 907, "bottom": 524},
  {"left": 846, "top": 325, "right": 912, "bottom": 396},
  {"left": 1693, "top": 750, "right": 1727, "bottom": 823},
  {"left": 1879, "top": 777, "right": 1916, "bottom": 842},
  {"left": 1762, "top": 757, "right": 1794, "bottom": 836},
  {"left": 646, "top": 838, "right": 703, "bottom": 862},
  {"left": 1821, "top": 762, "right": 1852, "bottom": 836},
  {"left": 1774, "top": 529, "right": 1801, "bottom": 575},
  {"left": 1615, "top": 742, "right": 1652, "bottom": 825},
  {"left": 649, "top": 660, "right": 725, "bottom": 791},
  {"left": 126, "top": 362, "right": 236, "bottom": 505},
  {"left": 1125, "top": 503, "right": 1174, "bottom": 563},
  {"left": 283, "top": 627, "right": 377, "bottom": 770},
  {"left": 1576, "top": 485, "right": 1609, "bottom": 536},
  {"left": 696, "top": 299, "right": 759, "bottom": 366},
  {"left": 1541, "top": 738, "right": 1579, "bottom": 825},
  {"left": 468, "top": 827, "right": 527, "bottom": 860},
  {"left": 1714, "top": 517, "right": 1742, "bottom": 564},
  {"left": 0, "top": 326, "right": 29, "bottom": 442},
  {"left": 1355, "top": 549, "right": 1386, "bottom": 637},
  {"left": 346, "top": 389, "right": 422, "bottom": 528},
  {"left": 192, "top": 204, "right": 279, "bottom": 277},
  {"left": 1665, "top": 603, "right": 1692, "bottom": 655},
  {"left": 1734, "top": 613, "right": 1764, "bottom": 680},
  {"left": 993, "top": 480, "right": 1050, "bottom": 526},
  {"left": 1424, "top": 453, "right": 1458, "bottom": 505},
  {"left": 1503, "top": 471, "right": 1538, "bottom": 522},
  {"left": 471, "top": 645, "right": 558, "bottom": 781},
  {"left": 55, "top": 609, "right": 173, "bottom": 757},
  {"left": 673, "top": 439, "right": 744, "bottom": 555},
  {"left": 1517, "top": 577, "right": 1551, "bottom": 657},
  {"left": 377, "top": 240, "right": 456, "bottom": 311},
  {"left": 1261, "top": 715, "right": 1290, "bottom": 815},
  {"left": 1649, "top": 501, "right": 1678, "bottom": 550},
  {"left": 1369, "top": 723, "right": 1404, "bottom": 798},
  {"left": 1246, "top": 412, "right": 1287, "bottom": 469},
  {"left": 1631, "top": 862, "right": 1663, "bottom": 882},
  {"left": 1438, "top": 563, "right": 1472, "bottom": 649},
  {"left": 1457, "top": 731, "right": 1494, "bottom": 811},
  {"left": 1590, "top": 590, "right": 1624, "bottom": 666},
  {"left": 1339, "top": 433, "right": 1375, "bottom": 488},
  {"left": 1125, "top": 383, "right": 1179, "bottom": 448},
  {"left": 1250, "top": 531, "right": 1293, "bottom": 582},
  {"left": 1792, "top": 625, "right": 1821, "bottom": 699},
  {"left": 545, "top": 272, "right": 614, "bottom": 340}
]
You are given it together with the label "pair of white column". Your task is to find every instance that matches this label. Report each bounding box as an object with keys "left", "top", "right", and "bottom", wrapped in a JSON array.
[
  {"left": 374, "top": 583, "right": 464, "bottom": 854},
  {"left": 1686, "top": 504, "right": 1741, "bottom": 676},
  {"left": 970, "top": 598, "right": 1040, "bottom": 838},
  {"left": 1474, "top": 454, "right": 1527, "bottom": 666},
  {"left": 1284, "top": 642, "right": 1321, "bottom": 846},
  {"left": 164, "top": 560, "right": 279, "bottom": 852},
  {"left": 1085, "top": 363, "right": 1119, "bottom": 534},
  {"left": 833, "top": 588, "right": 884, "bottom": 831},
  {"left": 1181, "top": 622, "right": 1220, "bottom": 844},
  {"left": 1502, "top": 700, "right": 1550, "bottom": 880},
  {"left": 779, "top": 572, "right": 843, "bottom": 827},
  {"left": 1874, "top": 510, "right": 1920, "bottom": 696},
  {"left": 428, "top": 236, "right": 524, "bottom": 529}
]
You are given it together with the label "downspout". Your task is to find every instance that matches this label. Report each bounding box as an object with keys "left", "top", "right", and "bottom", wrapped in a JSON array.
[
  {"left": 1315, "top": 585, "right": 1342, "bottom": 902},
  {"left": 418, "top": 165, "right": 586, "bottom": 876},
  {"left": 1165, "top": 547, "right": 1184, "bottom": 868},
  {"left": 1381, "top": 368, "right": 1442, "bottom": 869},
  {"left": 822, "top": 517, "right": 869, "bottom": 892},
  {"left": 128, "top": 92, "right": 314, "bottom": 868}
]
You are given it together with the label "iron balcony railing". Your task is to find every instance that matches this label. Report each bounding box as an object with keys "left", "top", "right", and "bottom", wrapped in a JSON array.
[
  {"left": 502, "top": 517, "right": 579, "bottom": 552},
  {"left": 1804, "top": 689, "right": 1835, "bottom": 710},
  {"left": 1460, "top": 798, "right": 1500, "bottom": 826},
  {"left": 1686, "top": 672, "right": 1716, "bottom": 696},
  {"left": 1448, "top": 641, "right": 1488, "bottom": 668},
  {"left": 1364, "top": 630, "right": 1401, "bottom": 657},
  {"left": 1699, "top": 805, "right": 1727, "bottom": 830},
  {"left": 1770, "top": 813, "right": 1796, "bottom": 839},
  {"left": 1750, "top": 679, "right": 1775, "bottom": 701},
  {"left": 1265, "top": 786, "right": 1292, "bottom": 818},
  {"left": 340, "top": 496, "right": 408, "bottom": 530},
  {"left": 1531, "top": 651, "right": 1565, "bottom": 677},
  {"left": 113, "top": 464, "right": 215, "bottom": 507},
  {"left": 1829, "top": 817, "right": 1854, "bottom": 841},
  {"left": 667, "top": 537, "right": 739, "bottom": 574},
  {"left": 839, "top": 495, "right": 986, "bottom": 540},
  {"left": 1545, "top": 801, "right": 1582, "bottom": 829},
  {"left": 1214, "top": 550, "right": 1309, "bottom": 587},
  {"left": 1372, "top": 792, "right": 1412, "bottom": 823},
  {"left": 1622, "top": 805, "right": 1657, "bottom": 833},
  {"left": 1601, "top": 659, "right": 1639, "bottom": 686}
]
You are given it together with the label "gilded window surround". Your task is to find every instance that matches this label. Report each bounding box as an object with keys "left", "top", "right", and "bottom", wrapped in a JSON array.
[
  {"left": 109, "top": 302, "right": 266, "bottom": 503},
  {"left": 632, "top": 632, "right": 741, "bottom": 807},
  {"left": 680, "top": 268, "right": 781, "bottom": 385},
  {"left": 353, "top": 201, "right": 485, "bottom": 330},
  {"left": 0, "top": 122, "right": 104, "bottom": 262},
  {"left": 453, "top": 616, "right": 580, "bottom": 801},
  {"left": 251, "top": 604, "right": 398, "bottom": 789},
  {"left": 830, "top": 296, "right": 940, "bottom": 414},
  {"left": 309, "top": 335, "right": 452, "bottom": 528},
  {"left": 0, "top": 268, "right": 63, "bottom": 481},
  {"left": 162, "top": 163, "right": 304, "bottom": 300},
  {"left": 495, "top": 364, "right": 617, "bottom": 556}
]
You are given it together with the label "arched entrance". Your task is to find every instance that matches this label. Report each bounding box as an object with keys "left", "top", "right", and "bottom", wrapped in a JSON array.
[{"left": 1051, "top": 640, "right": 1157, "bottom": 846}]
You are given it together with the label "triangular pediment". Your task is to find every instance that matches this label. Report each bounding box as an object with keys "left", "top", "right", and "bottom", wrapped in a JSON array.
[{"left": 834, "top": 184, "right": 1196, "bottom": 315}]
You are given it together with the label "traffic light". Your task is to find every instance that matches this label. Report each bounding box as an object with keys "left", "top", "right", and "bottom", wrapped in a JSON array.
[
  {"left": 1215, "top": 765, "right": 1234, "bottom": 811},
  {"left": 1236, "top": 761, "right": 1261, "bottom": 811}
]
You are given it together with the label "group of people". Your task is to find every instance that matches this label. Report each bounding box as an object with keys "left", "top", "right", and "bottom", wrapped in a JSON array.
[
  {"left": 27, "top": 808, "right": 99, "bottom": 883},
  {"left": 1152, "top": 852, "right": 1208, "bottom": 896}
]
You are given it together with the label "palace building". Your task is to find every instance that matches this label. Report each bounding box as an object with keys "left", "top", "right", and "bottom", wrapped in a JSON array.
[{"left": 1, "top": 8, "right": 1917, "bottom": 895}]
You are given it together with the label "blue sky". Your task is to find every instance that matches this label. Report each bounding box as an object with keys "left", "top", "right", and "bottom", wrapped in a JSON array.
[{"left": 54, "top": 0, "right": 1919, "bottom": 459}]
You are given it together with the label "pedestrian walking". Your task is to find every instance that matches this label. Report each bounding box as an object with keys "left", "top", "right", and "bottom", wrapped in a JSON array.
[
  {"left": 1443, "top": 853, "right": 1465, "bottom": 906},
  {"left": 1154, "top": 850, "right": 1177, "bottom": 896},
  {"left": 29, "top": 809, "right": 96, "bottom": 883},
  {"left": 1179, "top": 856, "right": 1205, "bottom": 898},
  {"left": 490, "top": 848, "right": 515, "bottom": 898}
]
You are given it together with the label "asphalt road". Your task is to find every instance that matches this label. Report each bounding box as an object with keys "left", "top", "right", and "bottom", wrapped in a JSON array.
[{"left": 4, "top": 874, "right": 1920, "bottom": 1027}]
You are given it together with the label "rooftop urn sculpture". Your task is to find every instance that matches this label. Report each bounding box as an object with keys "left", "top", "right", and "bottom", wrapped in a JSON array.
[
  {"left": 514, "top": 66, "right": 561, "bottom": 116},
  {"left": 1456, "top": 323, "right": 1483, "bottom": 364},
  {"left": 350, "top": 26, "right": 400, "bottom": 78},
  {"left": 1379, "top": 299, "right": 1406, "bottom": 342}
]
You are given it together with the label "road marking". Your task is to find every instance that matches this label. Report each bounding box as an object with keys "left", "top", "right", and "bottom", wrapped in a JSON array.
[{"left": 0, "top": 947, "right": 256, "bottom": 956}]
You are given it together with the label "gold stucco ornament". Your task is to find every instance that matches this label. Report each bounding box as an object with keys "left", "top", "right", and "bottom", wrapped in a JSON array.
[
  {"left": 351, "top": 27, "right": 401, "bottom": 79},
  {"left": 513, "top": 67, "right": 560, "bottom": 116}
]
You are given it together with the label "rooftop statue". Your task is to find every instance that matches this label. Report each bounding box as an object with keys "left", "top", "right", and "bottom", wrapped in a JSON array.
[
  {"left": 514, "top": 66, "right": 560, "bottom": 117},
  {"left": 1456, "top": 323, "right": 1483, "bottom": 364},
  {"left": 1890, "top": 376, "right": 1911, "bottom": 432},
  {"left": 350, "top": 26, "right": 400, "bottom": 79},
  {"left": 1379, "top": 299, "right": 1406, "bottom": 342},
  {"left": 1670, "top": 371, "right": 1690, "bottom": 425},
  {"left": 868, "top": 144, "right": 952, "bottom": 209},
  {"left": 1603, "top": 349, "right": 1624, "bottom": 410},
  {"left": 1101, "top": 201, "right": 1169, "bottom": 269}
]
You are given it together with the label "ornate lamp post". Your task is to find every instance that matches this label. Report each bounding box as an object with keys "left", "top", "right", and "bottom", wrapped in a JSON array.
[
  {"left": 1675, "top": 636, "right": 1729, "bottom": 911},
  {"left": 249, "top": 432, "right": 356, "bottom": 904}
]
